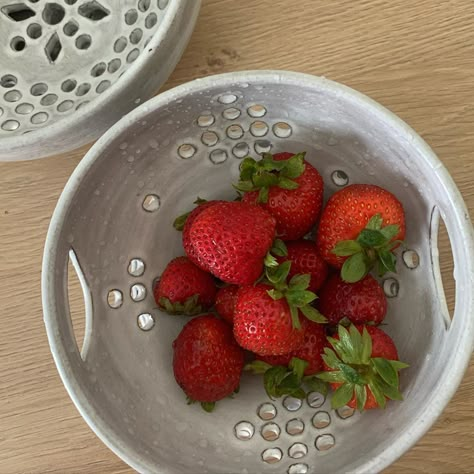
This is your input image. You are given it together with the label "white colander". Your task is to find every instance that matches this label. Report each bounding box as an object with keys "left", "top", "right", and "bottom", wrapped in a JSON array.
[
  {"left": 0, "top": 0, "right": 199, "bottom": 161},
  {"left": 42, "top": 71, "right": 474, "bottom": 474}
]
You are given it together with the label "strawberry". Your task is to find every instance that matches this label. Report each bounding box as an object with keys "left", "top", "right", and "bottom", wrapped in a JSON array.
[
  {"left": 233, "top": 283, "right": 307, "bottom": 356},
  {"left": 233, "top": 262, "right": 326, "bottom": 356},
  {"left": 292, "top": 321, "right": 326, "bottom": 374},
  {"left": 173, "top": 314, "right": 245, "bottom": 411},
  {"left": 154, "top": 256, "right": 217, "bottom": 315},
  {"left": 246, "top": 321, "right": 328, "bottom": 400},
  {"left": 318, "top": 274, "right": 387, "bottom": 325},
  {"left": 317, "top": 324, "right": 408, "bottom": 410},
  {"left": 186, "top": 201, "right": 276, "bottom": 285},
  {"left": 257, "top": 321, "right": 326, "bottom": 375},
  {"left": 315, "top": 184, "right": 406, "bottom": 282},
  {"left": 236, "top": 152, "right": 324, "bottom": 240},
  {"left": 173, "top": 198, "right": 222, "bottom": 264},
  {"left": 215, "top": 285, "right": 239, "bottom": 324},
  {"left": 277, "top": 239, "right": 328, "bottom": 292}
]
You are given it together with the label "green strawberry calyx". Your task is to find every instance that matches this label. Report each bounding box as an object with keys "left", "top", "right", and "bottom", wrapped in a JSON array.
[
  {"left": 158, "top": 294, "right": 204, "bottom": 316},
  {"left": 186, "top": 396, "right": 216, "bottom": 413},
  {"left": 173, "top": 197, "right": 208, "bottom": 231},
  {"left": 245, "top": 357, "right": 329, "bottom": 400},
  {"left": 264, "top": 238, "right": 288, "bottom": 268},
  {"left": 315, "top": 324, "right": 409, "bottom": 411},
  {"left": 332, "top": 213, "right": 403, "bottom": 283},
  {"left": 265, "top": 261, "right": 327, "bottom": 328},
  {"left": 186, "top": 386, "right": 240, "bottom": 412},
  {"left": 233, "top": 152, "right": 306, "bottom": 204}
]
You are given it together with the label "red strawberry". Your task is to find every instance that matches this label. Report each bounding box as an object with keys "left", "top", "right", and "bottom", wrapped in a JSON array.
[
  {"left": 237, "top": 152, "right": 324, "bottom": 240},
  {"left": 255, "top": 352, "right": 292, "bottom": 369},
  {"left": 173, "top": 199, "right": 222, "bottom": 264},
  {"left": 318, "top": 274, "right": 387, "bottom": 325},
  {"left": 215, "top": 285, "right": 239, "bottom": 324},
  {"left": 233, "top": 284, "right": 307, "bottom": 356},
  {"left": 277, "top": 240, "right": 328, "bottom": 292},
  {"left": 234, "top": 258, "right": 327, "bottom": 356},
  {"left": 173, "top": 314, "right": 245, "bottom": 411},
  {"left": 154, "top": 256, "right": 217, "bottom": 315},
  {"left": 186, "top": 201, "right": 276, "bottom": 285},
  {"left": 294, "top": 322, "right": 326, "bottom": 374},
  {"left": 318, "top": 324, "right": 408, "bottom": 410},
  {"left": 316, "top": 184, "right": 406, "bottom": 282},
  {"left": 257, "top": 321, "right": 326, "bottom": 375}
]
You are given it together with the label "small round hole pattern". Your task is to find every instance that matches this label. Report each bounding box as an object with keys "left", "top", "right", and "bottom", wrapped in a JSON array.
[
  {"left": 234, "top": 421, "right": 255, "bottom": 441},
  {"left": 223, "top": 107, "right": 240, "bottom": 120},
  {"left": 31, "top": 112, "right": 49, "bottom": 124},
  {"left": 286, "top": 418, "right": 305, "bottom": 436},
  {"left": 130, "top": 284, "right": 147, "bottom": 302},
  {"left": 402, "top": 250, "right": 420, "bottom": 269},
  {"left": 107, "top": 289, "right": 123, "bottom": 309},
  {"left": 260, "top": 422, "right": 280, "bottom": 441},
  {"left": 336, "top": 406, "right": 355, "bottom": 420},
  {"left": 16, "top": 103, "right": 34, "bottom": 115},
  {"left": 254, "top": 140, "right": 272, "bottom": 154},
  {"left": 258, "top": 403, "right": 277, "bottom": 420},
  {"left": 307, "top": 391, "right": 326, "bottom": 408},
  {"left": 262, "top": 448, "right": 282, "bottom": 464},
  {"left": 315, "top": 434, "right": 335, "bottom": 451},
  {"left": 288, "top": 443, "right": 308, "bottom": 459},
  {"left": 232, "top": 381, "right": 360, "bottom": 467},
  {"left": 383, "top": 278, "right": 399, "bottom": 297},
  {"left": 128, "top": 258, "right": 145, "bottom": 277},
  {"left": 288, "top": 463, "right": 308, "bottom": 474},
  {"left": 178, "top": 144, "right": 196, "bottom": 159},
  {"left": 137, "top": 313, "right": 155, "bottom": 331},
  {"left": 232, "top": 142, "right": 249, "bottom": 159},
  {"left": 0, "top": 1, "right": 166, "bottom": 136},
  {"left": 142, "top": 194, "right": 161, "bottom": 212},
  {"left": 197, "top": 113, "right": 215, "bottom": 127},
  {"left": 4, "top": 90, "right": 22, "bottom": 103},
  {"left": 209, "top": 149, "right": 228, "bottom": 165},
  {"left": 283, "top": 396, "right": 303, "bottom": 412},
  {"left": 312, "top": 411, "right": 331, "bottom": 429}
]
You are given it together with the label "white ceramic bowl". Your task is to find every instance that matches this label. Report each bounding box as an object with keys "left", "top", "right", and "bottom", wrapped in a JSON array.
[
  {"left": 0, "top": 0, "right": 200, "bottom": 161},
  {"left": 43, "top": 71, "right": 474, "bottom": 474}
]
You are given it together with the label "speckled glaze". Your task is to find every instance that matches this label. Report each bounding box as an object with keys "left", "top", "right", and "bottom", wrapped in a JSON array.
[
  {"left": 42, "top": 71, "right": 474, "bottom": 474},
  {"left": 0, "top": 0, "right": 200, "bottom": 161}
]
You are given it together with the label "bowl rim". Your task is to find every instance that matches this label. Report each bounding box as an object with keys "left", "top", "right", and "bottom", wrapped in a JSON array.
[
  {"left": 42, "top": 70, "right": 474, "bottom": 474},
  {"left": 0, "top": 0, "right": 193, "bottom": 160}
]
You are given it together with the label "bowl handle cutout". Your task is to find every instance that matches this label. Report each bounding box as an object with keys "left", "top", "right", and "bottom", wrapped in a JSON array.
[
  {"left": 429, "top": 206, "right": 456, "bottom": 330},
  {"left": 67, "top": 248, "right": 93, "bottom": 361}
]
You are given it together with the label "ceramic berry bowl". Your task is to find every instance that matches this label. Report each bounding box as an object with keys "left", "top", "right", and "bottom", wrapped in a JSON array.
[
  {"left": 42, "top": 71, "right": 474, "bottom": 474},
  {"left": 0, "top": 0, "right": 200, "bottom": 161}
]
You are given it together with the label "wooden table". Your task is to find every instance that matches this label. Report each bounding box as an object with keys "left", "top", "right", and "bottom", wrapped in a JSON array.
[{"left": 1, "top": 0, "right": 473, "bottom": 472}]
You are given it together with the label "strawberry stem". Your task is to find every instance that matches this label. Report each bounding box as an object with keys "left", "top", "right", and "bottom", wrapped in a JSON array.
[
  {"left": 233, "top": 152, "right": 306, "bottom": 204},
  {"left": 264, "top": 262, "right": 327, "bottom": 327},
  {"left": 264, "top": 238, "right": 288, "bottom": 269},
  {"left": 173, "top": 197, "right": 208, "bottom": 231},
  {"left": 158, "top": 294, "right": 204, "bottom": 316},
  {"left": 245, "top": 357, "right": 329, "bottom": 400},
  {"left": 316, "top": 324, "right": 409, "bottom": 410},
  {"left": 200, "top": 401, "right": 216, "bottom": 412},
  {"left": 332, "top": 214, "right": 403, "bottom": 283}
]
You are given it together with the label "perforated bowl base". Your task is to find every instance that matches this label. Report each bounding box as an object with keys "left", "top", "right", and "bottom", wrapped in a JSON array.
[
  {"left": 0, "top": 0, "right": 170, "bottom": 135},
  {"left": 43, "top": 72, "right": 474, "bottom": 474}
]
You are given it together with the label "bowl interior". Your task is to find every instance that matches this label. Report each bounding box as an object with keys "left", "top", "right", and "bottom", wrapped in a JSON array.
[{"left": 46, "top": 75, "right": 467, "bottom": 474}]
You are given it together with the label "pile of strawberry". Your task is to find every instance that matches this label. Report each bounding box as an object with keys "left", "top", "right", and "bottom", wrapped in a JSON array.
[{"left": 154, "top": 152, "right": 409, "bottom": 413}]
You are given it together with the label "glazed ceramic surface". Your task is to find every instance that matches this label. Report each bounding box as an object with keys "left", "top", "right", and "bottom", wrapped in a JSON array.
[
  {"left": 0, "top": 0, "right": 200, "bottom": 161},
  {"left": 43, "top": 71, "right": 474, "bottom": 474}
]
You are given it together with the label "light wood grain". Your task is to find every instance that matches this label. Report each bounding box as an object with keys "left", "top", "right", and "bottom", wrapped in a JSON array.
[{"left": 0, "top": 0, "right": 473, "bottom": 472}]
